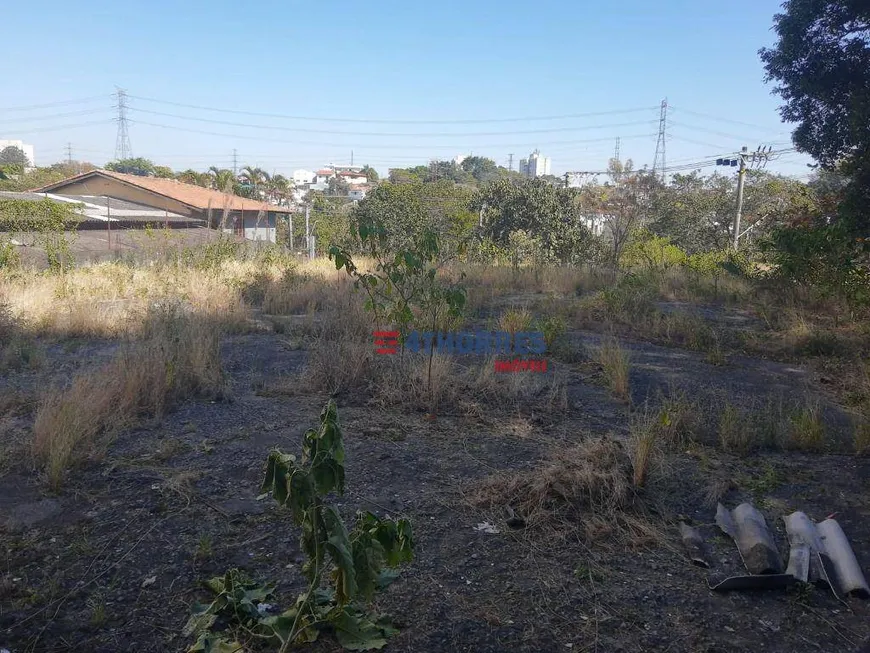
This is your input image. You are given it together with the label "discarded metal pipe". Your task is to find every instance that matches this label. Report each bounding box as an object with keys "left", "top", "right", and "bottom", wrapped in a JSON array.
[
  {"left": 817, "top": 519, "right": 870, "bottom": 599},
  {"left": 716, "top": 503, "right": 783, "bottom": 575}
]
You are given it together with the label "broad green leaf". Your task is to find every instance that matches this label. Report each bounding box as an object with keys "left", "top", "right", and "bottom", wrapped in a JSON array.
[
  {"left": 182, "top": 611, "right": 216, "bottom": 637},
  {"left": 322, "top": 505, "right": 358, "bottom": 604},
  {"left": 332, "top": 609, "right": 391, "bottom": 651},
  {"left": 187, "top": 633, "right": 244, "bottom": 653}
]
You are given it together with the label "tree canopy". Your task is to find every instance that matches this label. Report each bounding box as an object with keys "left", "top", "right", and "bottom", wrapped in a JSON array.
[
  {"left": 0, "top": 146, "right": 30, "bottom": 168},
  {"left": 759, "top": 0, "right": 870, "bottom": 231}
]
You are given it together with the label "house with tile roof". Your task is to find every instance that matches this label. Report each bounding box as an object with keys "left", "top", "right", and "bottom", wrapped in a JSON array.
[{"left": 33, "top": 169, "right": 292, "bottom": 243}]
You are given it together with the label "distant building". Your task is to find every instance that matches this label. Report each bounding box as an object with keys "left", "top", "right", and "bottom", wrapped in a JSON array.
[
  {"left": 0, "top": 139, "right": 35, "bottom": 167},
  {"left": 337, "top": 170, "right": 367, "bottom": 186},
  {"left": 348, "top": 187, "right": 369, "bottom": 201},
  {"left": 292, "top": 169, "right": 316, "bottom": 185},
  {"left": 32, "top": 169, "right": 292, "bottom": 243},
  {"left": 519, "top": 150, "right": 551, "bottom": 178},
  {"left": 453, "top": 154, "right": 469, "bottom": 167}
]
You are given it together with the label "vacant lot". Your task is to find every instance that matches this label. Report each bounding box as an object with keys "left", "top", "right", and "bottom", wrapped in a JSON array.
[{"left": 1, "top": 253, "right": 868, "bottom": 653}]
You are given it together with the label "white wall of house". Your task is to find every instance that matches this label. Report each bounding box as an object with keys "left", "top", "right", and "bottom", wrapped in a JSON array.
[
  {"left": 293, "top": 169, "right": 316, "bottom": 185},
  {"left": 348, "top": 189, "right": 367, "bottom": 200}
]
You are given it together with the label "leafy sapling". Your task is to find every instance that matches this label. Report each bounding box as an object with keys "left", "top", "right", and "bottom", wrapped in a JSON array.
[{"left": 183, "top": 400, "right": 414, "bottom": 652}]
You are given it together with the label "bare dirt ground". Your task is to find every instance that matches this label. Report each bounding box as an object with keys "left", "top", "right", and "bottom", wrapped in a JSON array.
[{"left": 2, "top": 319, "right": 869, "bottom": 653}]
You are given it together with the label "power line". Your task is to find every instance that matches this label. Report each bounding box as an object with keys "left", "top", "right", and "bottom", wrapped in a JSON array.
[
  {"left": 127, "top": 119, "right": 658, "bottom": 150},
  {"left": 127, "top": 95, "right": 659, "bottom": 124},
  {"left": 126, "top": 107, "right": 658, "bottom": 137},
  {"left": 0, "top": 95, "right": 112, "bottom": 112},
  {"left": 670, "top": 120, "right": 788, "bottom": 142},
  {"left": 0, "top": 108, "right": 113, "bottom": 124},
  {"left": 12, "top": 119, "right": 115, "bottom": 134},
  {"left": 669, "top": 106, "right": 784, "bottom": 132}
]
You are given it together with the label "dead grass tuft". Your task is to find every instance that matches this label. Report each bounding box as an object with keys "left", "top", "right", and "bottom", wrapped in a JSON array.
[
  {"left": 597, "top": 337, "right": 631, "bottom": 401},
  {"left": 32, "top": 306, "right": 225, "bottom": 489},
  {"left": 787, "top": 400, "right": 826, "bottom": 452},
  {"left": 498, "top": 307, "right": 533, "bottom": 335},
  {"left": 468, "top": 438, "right": 635, "bottom": 534},
  {"left": 718, "top": 402, "right": 750, "bottom": 454}
]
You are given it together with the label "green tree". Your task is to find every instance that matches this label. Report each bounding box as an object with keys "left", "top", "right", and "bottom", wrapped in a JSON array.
[
  {"left": 460, "top": 156, "right": 499, "bottom": 184},
  {"left": 327, "top": 176, "right": 350, "bottom": 197},
  {"left": 475, "top": 177, "right": 595, "bottom": 265},
  {"left": 0, "top": 146, "right": 30, "bottom": 168},
  {"left": 351, "top": 181, "right": 475, "bottom": 257},
  {"left": 208, "top": 167, "right": 235, "bottom": 193},
  {"left": 759, "top": 0, "right": 870, "bottom": 232},
  {"left": 176, "top": 169, "right": 210, "bottom": 187},
  {"left": 238, "top": 166, "right": 269, "bottom": 197},
  {"left": 361, "top": 164, "right": 379, "bottom": 182},
  {"left": 105, "top": 157, "right": 156, "bottom": 176},
  {"left": 578, "top": 159, "right": 660, "bottom": 263},
  {"left": 153, "top": 165, "right": 174, "bottom": 179}
]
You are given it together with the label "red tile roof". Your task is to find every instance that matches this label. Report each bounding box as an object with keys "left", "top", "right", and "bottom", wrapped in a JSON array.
[{"left": 33, "top": 169, "right": 292, "bottom": 213}]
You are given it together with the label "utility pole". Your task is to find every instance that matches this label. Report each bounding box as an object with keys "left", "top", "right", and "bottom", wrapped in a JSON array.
[
  {"left": 508, "top": 153, "right": 514, "bottom": 172},
  {"left": 305, "top": 204, "right": 311, "bottom": 259},
  {"left": 351, "top": 150, "right": 354, "bottom": 166},
  {"left": 232, "top": 149, "right": 238, "bottom": 175},
  {"left": 716, "top": 145, "right": 773, "bottom": 250},
  {"left": 652, "top": 98, "right": 668, "bottom": 182},
  {"left": 733, "top": 147, "right": 748, "bottom": 250},
  {"left": 114, "top": 87, "right": 132, "bottom": 161}
]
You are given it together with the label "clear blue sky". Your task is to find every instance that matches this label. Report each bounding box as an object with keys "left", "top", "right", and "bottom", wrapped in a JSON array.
[{"left": 1, "top": 0, "right": 812, "bottom": 179}]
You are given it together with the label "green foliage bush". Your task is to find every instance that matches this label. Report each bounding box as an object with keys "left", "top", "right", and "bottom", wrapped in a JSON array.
[
  {"left": 761, "top": 223, "right": 870, "bottom": 308},
  {"left": 620, "top": 230, "right": 687, "bottom": 271}
]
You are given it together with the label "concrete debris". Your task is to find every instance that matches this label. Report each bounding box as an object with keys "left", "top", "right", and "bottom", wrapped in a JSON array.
[
  {"left": 816, "top": 518, "right": 870, "bottom": 599},
  {"left": 784, "top": 511, "right": 870, "bottom": 598},
  {"left": 709, "top": 573, "right": 795, "bottom": 592},
  {"left": 678, "top": 522, "right": 709, "bottom": 568},
  {"left": 708, "top": 504, "right": 869, "bottom": 600},
  {"left": 716, "top": 503, "right": 783, "bottom": 575}
]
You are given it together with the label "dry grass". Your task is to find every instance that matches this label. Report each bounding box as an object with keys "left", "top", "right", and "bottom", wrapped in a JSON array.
[
  {"left": 597, "top": 337, "right": 631, "bottom": 401},
  {"left": 32, "top": 306, "right": 225, "bottom": 488},
  {"left": 1, "top": 258, "right": 265, "bottom": 338},
  {"left": 498, "top": 307, "right": 533, "bottom": 335},
  {"left": 629, "top": 411, "right": 658, "bottom": 488},
  {"left": 788, "top": 401, "right": 826, "bottom": 452},
  {"left": 468, "top": 438, "right": 635, "bottom": 533},
  {"left": 718, "top": 402, "right": 750, "bottom": 454}
]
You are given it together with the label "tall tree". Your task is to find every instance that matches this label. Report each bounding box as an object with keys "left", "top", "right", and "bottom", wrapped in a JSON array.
[
  {"left": 105, "top": 157, "right": 156, "bottom": 176},
  {"left": 361, "top": 165, "right": 379, "bottom": 182},
  {"left": 759, "top": 0, "right": 870, "bottom": 231},
  {"left": 0, "top": 146, "right": 30, "bottom": 168},
  {"left": 475, "top": 177, "right": 594, "bottom": 265},
  {"left": 208, "top": 167, "right": 236, "bottom": 193},
  {"left": 578, "top": 159, "right": 660, "bottom": 263}
]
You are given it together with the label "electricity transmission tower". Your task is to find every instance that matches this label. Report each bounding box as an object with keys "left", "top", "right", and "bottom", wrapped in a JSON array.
[
  {"left": 652, "top": 98, "right": 668, "bottom": 182},
  {"left": 614, "top": 137, "right": 621, "bottom": 164},
  {"left": 508, "top": 153, "right": 514, "bottom": 172},
  {"left": 232, "top": 149, "right": 238, "bottom": 175},
  {"left": 114, "top": 88, "right": 132, "bottom": 161},
  {"left": 65, "top": 142, "right": 73, "bottom": 165}
]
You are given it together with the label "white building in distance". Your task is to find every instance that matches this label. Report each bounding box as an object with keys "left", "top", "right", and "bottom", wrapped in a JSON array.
[
  {"left": 519, "top": 150, "right": 551, "bottom": 178},
  {"left": 0, "top": 139, "right": 35, "bottom": 167}
]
